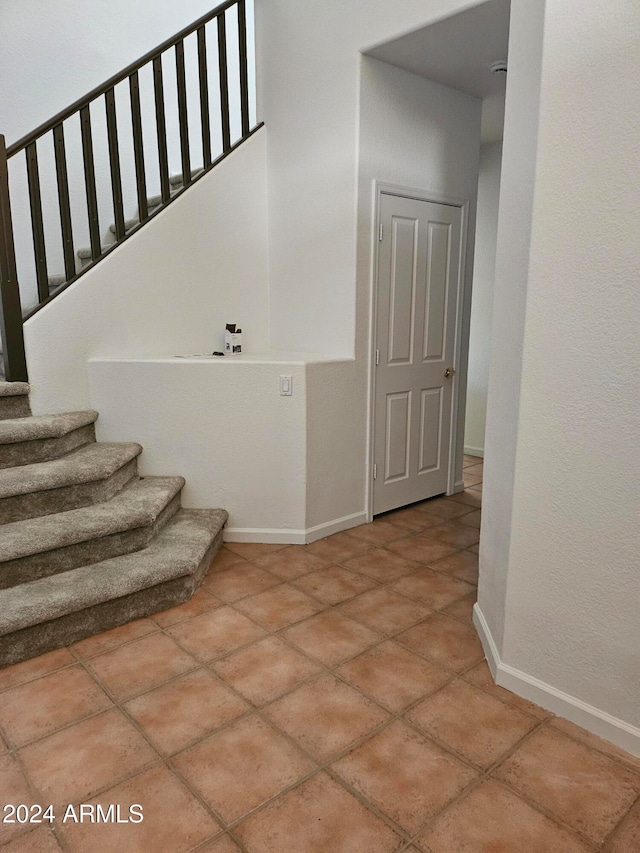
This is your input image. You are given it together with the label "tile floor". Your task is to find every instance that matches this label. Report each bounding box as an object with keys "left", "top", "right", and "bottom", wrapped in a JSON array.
[{"left": 1, "top": 456, "right": 639, "bottom": 852}]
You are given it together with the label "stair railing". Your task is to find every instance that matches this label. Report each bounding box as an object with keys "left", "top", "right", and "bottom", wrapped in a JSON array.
[{"left": 0, "top": 0, "right": 261, "bottom": 382}]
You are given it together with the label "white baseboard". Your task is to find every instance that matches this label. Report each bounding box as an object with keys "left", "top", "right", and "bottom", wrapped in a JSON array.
[
  {"left": 224, "top": 511, "right": 368, "bottom": 545},
  {"left": 464, "top": 445, "right": 484, "bottom": 458},
  {"left": 473, "top": 603, "right": 640, "bottom": 758}
]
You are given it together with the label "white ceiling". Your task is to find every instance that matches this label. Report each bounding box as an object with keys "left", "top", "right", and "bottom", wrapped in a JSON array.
[{"left": 365, "top": 0, "right": 510, "bottom": 143}]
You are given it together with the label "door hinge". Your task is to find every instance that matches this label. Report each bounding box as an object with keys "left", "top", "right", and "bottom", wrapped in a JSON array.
[
  {"left": 379, "top": 223, "right": 383, "bottom": 242},
  {"left": 373, "top": 463, "right": 377, "bottom": 480},
  {"left": 375, "top": 349, "right": 380, "bottom": 366}
]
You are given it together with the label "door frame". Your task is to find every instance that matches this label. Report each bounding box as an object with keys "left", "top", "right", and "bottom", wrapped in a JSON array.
[{"left": 366, "top": 181, "right": 471, "bottom": 522}]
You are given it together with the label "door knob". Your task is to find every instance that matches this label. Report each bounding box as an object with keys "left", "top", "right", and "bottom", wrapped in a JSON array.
[{"left": 444, "top": 367, "right": 456, "bottom": 378}]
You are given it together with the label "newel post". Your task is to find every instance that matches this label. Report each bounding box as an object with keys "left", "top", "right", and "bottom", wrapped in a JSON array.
[{"left": 0, "top": 134, "right": 27, "bottom": 382}]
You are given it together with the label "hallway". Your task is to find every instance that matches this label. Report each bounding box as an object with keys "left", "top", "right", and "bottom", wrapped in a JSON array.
[{"left": 1, "top": 455, "right": 638, "bottom": 852}]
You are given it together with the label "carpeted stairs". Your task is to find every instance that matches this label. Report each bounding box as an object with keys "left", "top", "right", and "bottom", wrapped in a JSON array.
[{"left": 0, "top": 380, "right": 227, "bottom": 667}]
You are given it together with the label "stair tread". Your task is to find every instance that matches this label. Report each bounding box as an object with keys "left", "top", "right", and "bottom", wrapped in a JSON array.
[
  {"left": 0, "top": 476, "right": 185, "bottom": 564},
  {"left": 0, "top": 509, "right": 227, "bottom": 636},
  {"left": 0, "top": 382, "right": 30, "bottom": 398},
  {"left": 0, "top": 442, "right": 142, "bottom": 500},
  {"left": 0, "top": 410, "right": 97, "bottom": 446}
]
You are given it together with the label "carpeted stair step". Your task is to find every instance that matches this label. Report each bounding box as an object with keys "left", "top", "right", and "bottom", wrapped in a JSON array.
[
  {"left": 0, "top": 476, "right": 185, "bottom": 588},
  {"left": 0, "top": 508, "right": 227, "bottom": 666},
  {"left": 0, "top": 442, "right": 142, "bottom": 524},
  {"left": 0, "top": 410, "right": 98, "bottom": 469},
  {"left": 0, "top": 382, "right": 31, "bottom": 420}
]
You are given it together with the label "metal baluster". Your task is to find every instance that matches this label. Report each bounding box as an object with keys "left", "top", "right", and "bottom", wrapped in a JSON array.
[
  {"left": 105, "top": 88, "right": 125, "bottom": 240},
  {"left": 237, "top": 0, "right": 250, "bottom": 137},
  {"left": 218, "top": 12, "right": 231, "bottom": 151},
  {"left": 129, "top": 71, "right": 148, "bottom": 222},
  {"left": 175, "top": 40, "right": 191, "bottom": 186},
  {"left": 25, "top": 141, "right": 49, "bottom": 302},
  {"left": 153, "top": 56, "right": 171, "bottom": 204},
  {"left": 197, "top": 26, "right": 212, "bottom": 168},
  {"left": 53, "top": 124, "right": 75, "bottom": 281},
  {"left": 79, "top": 105, "right": 101, "bottom": 261}
]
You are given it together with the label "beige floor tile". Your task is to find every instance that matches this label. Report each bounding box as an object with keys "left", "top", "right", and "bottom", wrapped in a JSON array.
[
  {"left": 0, "top": 754, "right": 42, "bottom": 846},
  {"left": 445, "top": 490, "right": 482, "bottom": 509},
  {"left": 463, "top": 455, "right": 482, "bottom": 468},
  {"left": 418, "top": 779, "right": 593, "bottom": 852},
  {"left": 428, "top": 550, "right": 479, "bottom": 584},
  {"left": 548, "top": 716, "right": 640, "bottom": 775},
  {"left": 207, "top": 547, "right": 248, "bottom": 572},
  {"left": 337, "top": 641, "right": 452, "bottom": 713},
  {"left": 19, "top": 709, "right": 156, "bottom": 807},
  {"left": 461, "top": 660, "right": 551, "bottom": 720},
  {"left": 283, "top": 610, "right": 380, "bottom": 666},
  {"left": 457, "top": 509, "right": 482, "bottom": 529},
  {"left": 382, "top": 505, "right": 444, "bottom": 533},
  {"left": 70, "top": 619, "right": 159, "bottom": 660},
  {"left": 233, "top": 584, "right": 325, "bottom": 631},
  {"left": 253, "top": 546, "right": 330, "bottom": 580},
  {"left": 416, "top": 497, "right": 476, "bottom": 520},
  {"left": 292, "top": 564, "right": 377, "bottom": 605},
  {"left": 442, "top": 593, "right": 477, "bottom": 625},
  {"left": 201, "top": 563, "right": 280, "bottom": 602},
  {"left": 605, "top": 798, "right": 640, "bottom": 853},
  {"left": 332, "top": 720, "right": 477, "bottom": 833},
  {"left": 0, "top": 665, "right": 111, "bottom": 747},
  {"left": 125, "top": 668, "right": 248, "bottom": 754},
  {"left": 463, "top": 472, "right": 483, "bottom": 488},
  {"left": 344, "top": 519, "right": 409, "bottom": 548},
  {"left": 385, "top": 536, "right": 459, "bottom": 566},
  {"left": 407, "top": 680, "right": 538, "bottom": 769},
  {"left": 152, "top": 587, "right": 221, "bottom": 627},
  {"left": 342, "top": 548, "right": 422, "bottom": 582},
  {"left": 494, "top": 727, "right": 640, "bottom": 844},
  {"left": 172, "top": 715, "right": 314, "bottom": 823},
  {"left": 391, "top": 568, "right": 474, "bottom": 610},
  {"left": 167, "top": 606, "right": 265, "bottom": 662},
  {"left": 58, "top": 765, "right": 219, "bottom": 853},
  {"left": 419, "top": 522, "right": 480, "bottom": 550},
  {"left": 223, "top": 542, "right": 288, "bottom": 560},
  {"left": 264, "top": 674, "right": 389, "bottom": 762},
  {"left": 339, "top": 587, "right": 432, "bottom": 635},
  {"left": 196, "top": 835, "right": 243, "bottom": 852},
  {"left": 234, "top": 773, "right": 401, "bottom": 852},
  {"left": 86, "top": 633, "right": 197, "bottom": 700},
  {"left": 304, "top": 531, "right": 372, "bottom": 564},
  {"left": 1, "top": 827, "right": 63, "bottom": 851},
  {"left": 397, "top": 614, "right": 485, "bottom": 672},
  {"left": 212, "top": 636, "right": 322, "bottom": 706},
  {"left": 0, "top": 648, "right": 75, "bottom": 693}
]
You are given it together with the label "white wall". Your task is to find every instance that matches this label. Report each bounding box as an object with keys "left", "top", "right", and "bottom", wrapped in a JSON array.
[
  {"left": 257, "top": 0, "right": 489, "bottom": 356},
  {"left": 477, "top": 0, "right": 640, "bottom": 753},
  {"left": 88, "top": 356, "right": 307, "bottom": 536},
  {"left": 0, "top": 0, "right": 255, "bottom": 308},
  {"left": 465, "top": 141, "right": 502, "bottom": 457},
  {"left": 24, "top": 130, "right": 269, "bottom": 414}
]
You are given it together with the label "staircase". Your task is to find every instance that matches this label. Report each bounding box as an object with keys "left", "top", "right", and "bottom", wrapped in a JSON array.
[{"left": 0, "top": 380, "right": 227, "bottom": 667}]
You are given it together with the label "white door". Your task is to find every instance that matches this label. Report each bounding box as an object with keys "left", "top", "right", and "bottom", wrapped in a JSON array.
[{"left": 373, "top": 192, "right": 463, "bottom": 515}]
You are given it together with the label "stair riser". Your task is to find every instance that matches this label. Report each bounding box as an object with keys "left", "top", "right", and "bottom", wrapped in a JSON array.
[
  {"left": 0, "top": 492, "right": 182, "bottom": 589},
  {"left": 0, "top": 528, "right": 223, "bottom": 667},
  {"left": 0, "top": 397, "right": 31, "bottom": 420},
  {"left": 0, "top": 424, "right": 96, "bottom": 470},
  {"left": 0, "top": 459, "right": 138, "bottom": 524}
]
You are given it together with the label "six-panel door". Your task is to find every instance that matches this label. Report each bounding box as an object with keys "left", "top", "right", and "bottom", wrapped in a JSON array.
[{"left": 373, "top": 193, "right": 462, "bottom": 515}]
